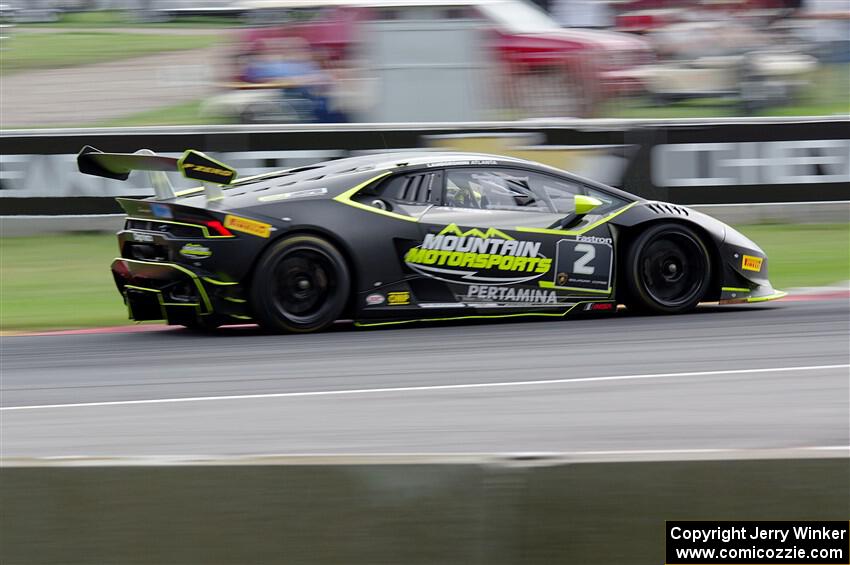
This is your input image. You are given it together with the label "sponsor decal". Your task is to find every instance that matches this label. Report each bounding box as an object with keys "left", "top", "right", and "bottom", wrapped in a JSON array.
[
  {"left": 178, "top": 150, "right": 236, "bottom": 185},
  {"left": 425, "top": 159, "right": 498, "bottom": 168},
  {"left": 180, "top": 243, "right": 212, "bottom": 259},
  {"left": 576, "top": 234, "right": 612, "bottom": 245},
  {"left": 223, "top": 215, "right": 271, "bottom": 238},
  {"left": 183, "top": 164, "right": 233, "bottom": 177},
  {"left": 405, "top": 224, "right": 552, "bottom": 286},
  {"left": 365, "top": 293, "right": 385, "bottom": 306},
  {"left": 586, "top": 302, "right": 615, "bottom": 311},
  {"left": 653, "top": 139, "right": 850, "bottom": 187},
  {"left": 132, "top": 232, "right": 154, "bottom": 243},
  {"left": 258, "top": 187, "right": 328, "bottom": 202},
  {"left": 387, "top": 291, "right": 410, "bottom": 305},
  {"left": 742, "top": 255, "right": 763, "bottom": 272},
  {"left": 548, "top": 237, "right": 614, "bottom": 293},
  {"left": 467, "top": 285, "right": 557, "bottom": 304},
  {"left": 150, "top": 203, "right": 173, "bottom": 219}
]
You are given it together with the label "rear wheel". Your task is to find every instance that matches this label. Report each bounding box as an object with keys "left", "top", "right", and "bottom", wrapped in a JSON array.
[
  {"left": 250, "top": 235, "right": 350, "bottom": 333},
  {"left": 624, "top": 223, "right": 711, "bottom": 314}
]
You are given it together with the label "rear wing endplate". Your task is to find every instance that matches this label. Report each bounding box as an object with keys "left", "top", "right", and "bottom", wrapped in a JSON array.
[{"left": 77, "top": 146, "right": 237, "bottom": 201}]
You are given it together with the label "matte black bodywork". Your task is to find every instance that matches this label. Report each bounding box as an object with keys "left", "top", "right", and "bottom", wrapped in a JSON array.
[{"left": 106, "top": 151, "right": 782, "bottom": 328}]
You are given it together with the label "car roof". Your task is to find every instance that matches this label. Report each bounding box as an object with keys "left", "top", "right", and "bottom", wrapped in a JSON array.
[
  {"left": 176, "top": 149, "right": 637, "bottom": 209},
  {"left": 232, "top": 150, "right": 531, "bottom": 186}
]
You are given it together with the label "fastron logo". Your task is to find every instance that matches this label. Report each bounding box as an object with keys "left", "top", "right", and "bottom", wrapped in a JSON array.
[{"left": 404, "top": 224, "right": 552, "bottom": 285}]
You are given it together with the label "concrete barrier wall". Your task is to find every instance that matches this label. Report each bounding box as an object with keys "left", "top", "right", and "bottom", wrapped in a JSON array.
[
  {"left": 691, "top": 201, "right": 850, "bottom": 225},
  {"left": 0, "top": 214, "right": 126, "bottom": 236},
  {"left": 1, "top": 201, "right": 847, "bottom": 237},
  {"left": 2, "top": 118, "right": 849, "bottom": 212},
  {"left": 2, "top": 455, "right": 848, "bottom": 565}
]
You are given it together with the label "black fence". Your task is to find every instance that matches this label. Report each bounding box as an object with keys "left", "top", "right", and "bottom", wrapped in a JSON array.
[{"left": 1, "top": 118, "right": 847, "bottom": 215}]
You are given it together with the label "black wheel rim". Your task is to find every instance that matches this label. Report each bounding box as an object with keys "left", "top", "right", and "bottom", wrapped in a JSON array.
[
  {"left": 639, "top": 232, "right": 707, "bottom": 308},
  {"left": 271, "top": 248, "right": 337, "bottom": 325}
]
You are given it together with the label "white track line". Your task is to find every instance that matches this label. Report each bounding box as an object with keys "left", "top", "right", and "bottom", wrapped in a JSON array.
[
  {"left": 2, "top": 364, "right": 847, "bottom": 412},
  {"left": 2, "top": 447, "right": 848, "bottom": 467}
]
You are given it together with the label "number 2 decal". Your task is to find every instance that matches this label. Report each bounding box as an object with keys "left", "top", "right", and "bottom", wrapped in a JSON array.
[
  {"left": 553, "top": 238, "right": 613, "bottom": 293},
  {"left": 573, "top": 243, "right": 596, "bottom": 275}
]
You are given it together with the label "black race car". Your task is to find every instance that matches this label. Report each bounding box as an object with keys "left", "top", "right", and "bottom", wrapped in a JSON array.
[{"left": 77, "top": 146, "right": 784, "bottom": 333}]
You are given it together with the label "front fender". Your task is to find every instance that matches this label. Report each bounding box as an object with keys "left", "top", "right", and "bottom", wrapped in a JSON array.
[{"left": 612, "top": 202, "right": 784, "bottom": 303}]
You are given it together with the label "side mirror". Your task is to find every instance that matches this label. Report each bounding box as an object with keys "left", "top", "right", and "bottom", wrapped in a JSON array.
[
  {"left": 574, "top": 194, "right": 603, "bottom": 216},
  {"left": 557, "top": 194, "right": 603, "bottom": 230}
]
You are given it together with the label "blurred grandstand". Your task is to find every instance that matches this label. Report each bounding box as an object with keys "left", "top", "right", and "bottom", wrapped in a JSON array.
[{"left": 0, "top": 0, "right": 846, "bottom": 127}]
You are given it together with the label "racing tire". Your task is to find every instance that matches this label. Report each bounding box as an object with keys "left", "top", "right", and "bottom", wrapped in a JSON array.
[
  {"left": 624, "top": 223, "right": 712, "bottom": 314},
  {"left": 250, "top": 235, "right": 350, "bottom": 333}
]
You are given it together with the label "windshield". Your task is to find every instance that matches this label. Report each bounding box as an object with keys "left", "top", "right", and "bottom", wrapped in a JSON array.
[{"left": 476, "top": 0, "right": 561, "bottom": 34}]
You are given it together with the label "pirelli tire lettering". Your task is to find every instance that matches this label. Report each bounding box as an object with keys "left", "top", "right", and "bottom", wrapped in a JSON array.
[
  {"left": 404, "top": 224, "right": 552, "bottom": 286},
  {"left": 742, "top": 254, "right": 764, "bottom": 272}
]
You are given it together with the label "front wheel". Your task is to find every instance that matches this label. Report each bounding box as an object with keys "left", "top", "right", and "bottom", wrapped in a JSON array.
[
  {"left": 250, "top": 235, "right": 350, "bottom": 333},
  {"left": 624, "top": 223, "right": 712, "bottom": 314}
]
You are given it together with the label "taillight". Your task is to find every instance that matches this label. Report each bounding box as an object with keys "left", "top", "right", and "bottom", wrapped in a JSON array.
[{"left": 204, "top": 220, "right": 233, "bottom": 237}]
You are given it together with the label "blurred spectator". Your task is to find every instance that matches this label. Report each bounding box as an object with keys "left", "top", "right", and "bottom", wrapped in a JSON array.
[
  {"left": 318, "top": 49, "right": 375, "bottom": 123},
  {"left": 551, "top": 0, "right": 615, "bottom": 28},
  {"left": 243, "top": 37, "right": 348, "bottom": 123},
  {"left": 244, "top": 37, "right": 320, "bottom": 84},
  {"left": 794, "top": 0, "right": 850, "bottom": 63}
]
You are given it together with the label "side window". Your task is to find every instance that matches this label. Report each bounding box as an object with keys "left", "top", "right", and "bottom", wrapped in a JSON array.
[
  {"left": 445, "top": 169, "right": 551, "bottom": 212},
  {"left": 532, "top": 173, "right": 584, "bottom": 214},
  {"left": 533, "top": 175, "right": 626, "bottom": 216},
  {"left": 444, "top": 168, "right": 626, "bottom": 216},
  {"left": 373, "top": 171, "right": 443, "bottom": 205}
]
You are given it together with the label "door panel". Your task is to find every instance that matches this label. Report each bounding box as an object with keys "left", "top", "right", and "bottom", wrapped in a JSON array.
[
  {"left": 421, "top": 206, "right": 563, "bottom": 231},
  {"left": 408, "top": 207, "right": 615, "bottom": 311},
  {"left": 546, "top": 234, "right": 615, "bottom": 294}
]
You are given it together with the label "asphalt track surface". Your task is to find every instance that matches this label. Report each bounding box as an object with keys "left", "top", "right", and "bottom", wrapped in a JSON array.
[{"left": 1, "top": 299, "right": 848, "bottom": 457}]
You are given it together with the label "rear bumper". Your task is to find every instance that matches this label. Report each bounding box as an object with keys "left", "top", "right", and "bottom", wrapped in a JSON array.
[{"left": 111, "top": 259, "right": 251, "bottom": 325}]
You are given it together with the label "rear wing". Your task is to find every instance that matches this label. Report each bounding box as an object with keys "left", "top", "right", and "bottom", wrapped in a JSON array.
[{"left": 77, "top": 146, "right": 237, "bottom": 201}]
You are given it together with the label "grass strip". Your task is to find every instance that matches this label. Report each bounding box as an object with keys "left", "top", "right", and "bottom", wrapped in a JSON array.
[
  {"left": 0, "top": 31, "right": 221, "bottom": 74},
  {"left": 599, "top": 64, "right": 850, "bottom": 119},
  {"left": 18, "top": 10, "right": 243, "bottom": 28},
  {"left": 1, "top": 223, "right": 847, "bottom": 331}
]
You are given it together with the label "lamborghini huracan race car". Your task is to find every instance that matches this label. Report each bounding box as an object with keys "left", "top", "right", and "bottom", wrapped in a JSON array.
[{"left": 77, "top": 146, "right": 785, "bottom": 333}]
